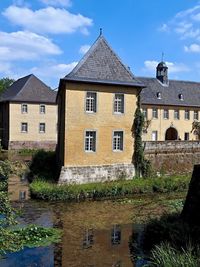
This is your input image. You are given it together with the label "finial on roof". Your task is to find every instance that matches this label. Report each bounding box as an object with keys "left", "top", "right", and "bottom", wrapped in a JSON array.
[
  {"left": 161, "top": 52, "right": 164, "bottom": 62},
  {"left": 100, "top": 28, "right": 103, "bottom": 36}
]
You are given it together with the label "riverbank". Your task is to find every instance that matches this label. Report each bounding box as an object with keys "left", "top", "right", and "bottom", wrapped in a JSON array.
[{"left": 30, "top": 174, "right": 190, "bottom": 201}]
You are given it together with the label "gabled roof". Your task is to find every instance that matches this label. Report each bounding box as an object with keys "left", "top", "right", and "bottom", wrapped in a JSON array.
[
  {"left": 64, "top": 35, "right": 144, "bottom": 88},
  {"left": 0, "top": 74, "right": 57, "bottom": 104},
  {"left": 140, "top": 77, "right": 200, "bottom": 108}
]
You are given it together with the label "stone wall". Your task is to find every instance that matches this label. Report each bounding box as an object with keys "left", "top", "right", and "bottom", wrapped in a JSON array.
[
  {"left": 144, "top": 141, "right": 200, "bottom": 174},
  {"left": 59, "top": 163, "right": 135, "bottom": 184},
  {"left": 8, "top": 141, "right": 56, "bottom": 151}
]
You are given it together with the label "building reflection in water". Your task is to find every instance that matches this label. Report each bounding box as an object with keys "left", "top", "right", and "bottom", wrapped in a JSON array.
[
  {"left": 83, "top": 228, "right": 94, "bottom": 249},
  {"left": 60, "top": 219, "right": 134, "bottom": 267},
  {"left": 8, "top": 175, "right": 29, "bottom": 201},
  {"left": 111, "top": 225, "right": 121, "bottom": 245}
]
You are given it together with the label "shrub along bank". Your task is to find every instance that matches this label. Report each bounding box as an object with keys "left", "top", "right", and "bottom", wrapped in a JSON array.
[{"left": 30, "top": 174, "right": 190, "bottom": 201}]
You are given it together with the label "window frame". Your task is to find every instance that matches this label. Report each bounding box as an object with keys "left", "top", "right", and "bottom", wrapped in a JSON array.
[
  {"left": 113, "top": 93, "right": 125, "bottom": 114},
  {"left": 194, "top": 110, "right": 199, "bottom": 121},
  {"left": 85, "top": 91, "right": 97, "bottom": 113},
  {"left": 39, "top": 122, "right": 46, "bottom": 133},
  {"left": 21, "top": 122, "right": 28, "bottom": 133},
  {"left": 143, "top": 108, "right": 148, "bottom": 119},
  {"left": 184, "top": 110, "right": 190, "bottom": 120},
  {"left": 21, "top": 103, "right": 28, "bottom": 114},
  {"left": 152, "top": 130, "right": 158, "bottom": 141},
  {"left": 163, "top": 109, "right": 169, "bottom": 120},
  {"left": 84, "top": 130, "right": 97, "bottom": 152},
  {"left": 40, "top": 104, "right": 46, "bottom": 114},
  {"left": 174, "top": 109, "right": 180, "bottom": 120},
  {"left": 152, "top": 108, "right": 158, "bottom": 119},
  {"left": 112, "top": 130, "right": 124, "bottom": 152}
]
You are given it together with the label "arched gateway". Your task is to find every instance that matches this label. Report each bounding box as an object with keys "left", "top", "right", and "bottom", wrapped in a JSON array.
[{"left": 165, "top": 127, "right": 178, "bottom": 140}]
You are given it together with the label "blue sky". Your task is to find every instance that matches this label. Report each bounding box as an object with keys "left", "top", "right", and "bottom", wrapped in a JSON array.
[{"left": 0, "top": 0, "right": 200, "bottom": 88}]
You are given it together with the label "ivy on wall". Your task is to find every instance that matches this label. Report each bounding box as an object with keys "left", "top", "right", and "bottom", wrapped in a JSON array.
[{"left": 133, "top": 95, "right": 151, "bottom": 177}]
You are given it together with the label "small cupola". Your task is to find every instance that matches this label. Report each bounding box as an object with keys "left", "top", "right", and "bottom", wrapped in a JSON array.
[{"left": 156, "top": 61, "right": 168, "bottom": 85}]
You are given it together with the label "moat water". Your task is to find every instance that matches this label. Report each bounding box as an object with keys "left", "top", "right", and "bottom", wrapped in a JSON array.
[{"left": 0, "top": 176, "right": 185, "bottom": 267}]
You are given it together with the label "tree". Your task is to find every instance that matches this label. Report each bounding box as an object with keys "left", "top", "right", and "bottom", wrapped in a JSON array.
[
  {"left": 0, "top": 78, "right": 15, "bottom": 95},
  {"left": 191, "top": 120, "right": 200, "bottom": 140},
  {"left": 133, "top": 95, "right": 151, "bottom": 177}
]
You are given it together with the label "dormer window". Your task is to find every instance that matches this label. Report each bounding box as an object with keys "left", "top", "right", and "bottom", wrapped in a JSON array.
[
  {"left": 179, "top": 94, "right": 184, "bottom": 101},
  {"left": 156, "top": 92, "right": 161, "bottom": 99}
]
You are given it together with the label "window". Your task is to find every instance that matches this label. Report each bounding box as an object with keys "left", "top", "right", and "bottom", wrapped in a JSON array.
[
  {"left": 152, "top": 108, "right": 158, "bottom": 119},
  {"left": 185, "top": 110, "right": 190, "bottom": 120},
  {"left": 194, "top": 111, "right": 199, "bottom": 120},
  {"left": 184, "top": 132, "right": 189, "bottom": 141},
  {"left": 156, "top": 92, "right": 161, "bottom": 99},
  {"left": 179, "top": 94, "right": 184, "bottom": 101},
  {"left": 40, "top": 104, "right": 45, "bottom": 114},
  {"left": 85, "top": 131, "right": 96, "bottom": 152},
  {"left": 113, "top": 131, "right": 123, "bottom": 151},
  {"left": 163, "top": 109, "right": 169, "bottom": 119},
  {"left": 143, "top": 108, "right": 148, "bottom": 119},
  {"left": 152, "top": 131, "right": 158, "bottom": 141},
  {"left": 39, "top": 123, "right": 45, "bottom": 133},
  {"left": 21, "top": 122, "right": 28, "bottom": 133},
  {"left": 111, "top": 225, "right": 121, "bottom": 245},
  {"left": 86, "top": 92, "right": 97, "bottom": 113},
  {"left": 21, "top": 104, "right": 28, "bottom": 113},
  {"left": 174, "top": 110, "right": 180, "bottom": 120},
  {"left": 114, "top": 94, "right": 124, "bottom": 114}
]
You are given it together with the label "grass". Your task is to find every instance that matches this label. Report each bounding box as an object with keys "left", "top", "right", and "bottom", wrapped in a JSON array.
[
  {"left": 30, "top": 174, "right": 190, "bottom": 201},
  {"left": 149, "top": 243, "right": 200, "bottom": 267}
]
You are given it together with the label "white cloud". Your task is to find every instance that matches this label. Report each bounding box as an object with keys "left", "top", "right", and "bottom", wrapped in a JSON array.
[
  {"left": 184, "top": 43, "right": 200, "bottom": 53},
  {"left": 40, "top": 0, "right": 72, "bottom": 7},
  {"left": 159, "top": 23, "right": 170, "bottom": 33},
  {"left": 79, "top": 45, "right": 90, "bottom": 54},
  {"left": 144, "top": 60, "right": 190, "bottom": 74},
  {"left": 31, "top": 62, "right": 78, "bottom": 79},
  {"left": 0, "top": 31, "right": 62, "bottom": 61},
  {"left": 3, "top": 6, "right": 93, "bottom": 35},
  {"left": 159, "top": 4, "right": 200, "bottom": 40}
]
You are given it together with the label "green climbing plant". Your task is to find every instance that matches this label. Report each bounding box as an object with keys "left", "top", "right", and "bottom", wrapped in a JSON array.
[{"left": 133, "top": 95, "right": 151, "bottom": 177}]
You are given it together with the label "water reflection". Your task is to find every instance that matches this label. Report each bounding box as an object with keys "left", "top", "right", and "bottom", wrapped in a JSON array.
[
  {"left": 3, "top": 185, "right": 137, "bottom": 267},
  {"left": 8, "top": 175, "right": 29, "bottom": 201}
]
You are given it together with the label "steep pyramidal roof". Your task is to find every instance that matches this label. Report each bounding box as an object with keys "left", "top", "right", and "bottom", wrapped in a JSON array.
[
  {"left": 64, "top": 35, "right": 144, "bottom": 87},
  {"left": 0, "top": 74, "right": 57, "bottom": 103}
]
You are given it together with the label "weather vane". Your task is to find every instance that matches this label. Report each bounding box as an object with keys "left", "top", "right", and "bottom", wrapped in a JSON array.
[{"left": 100, "top": 28, "right": 103, "bottom": 36}]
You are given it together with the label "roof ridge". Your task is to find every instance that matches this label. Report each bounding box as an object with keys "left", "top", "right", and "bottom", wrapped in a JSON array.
[
  {"left": 138, "top": 76, "right": 200, "bottom": 84},
  {"left": 66, "top": 35, "right": 102, "bottom": 78},
  {"left": 13, "top": 74, "right": 33, "bottom": 100},
  {"left": 100, "top": 36, "right": 135, "bottom": 80}
]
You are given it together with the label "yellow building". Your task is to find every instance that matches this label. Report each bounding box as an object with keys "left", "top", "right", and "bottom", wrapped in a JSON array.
[
  {"left": 140, "top": 62, "right": 200, "bottom": 141},
  {"left": 0, "top": 74, "right": 57, "bottom": 150},
  {"left": 57, "top": 34, "right": 144, "bottom": 183}
]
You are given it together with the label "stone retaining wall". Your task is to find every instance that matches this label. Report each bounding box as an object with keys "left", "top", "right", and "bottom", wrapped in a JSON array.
[
  {"left": 144, "top": 141, "right": 200, "bottom": 174},
  {"left": 59, "top": 163, "right": 135, "bottom": 184},
  {"left": 8, "top": 141, "right": 56, "bottom": 151}
]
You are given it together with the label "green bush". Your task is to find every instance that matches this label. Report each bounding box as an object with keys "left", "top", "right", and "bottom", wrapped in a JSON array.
[
  {"left": 30, "top": 174, "right": 190, "bottom": 201},
  {"left": 29, "top": 150, "right": 57, "bottom": 181}
]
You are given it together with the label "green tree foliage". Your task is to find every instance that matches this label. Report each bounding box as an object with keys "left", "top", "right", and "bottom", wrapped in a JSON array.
[
  {"left": 0, "top": 77, "right": 15, "bottom": 95},
  {"left": 191, "top": 120, "right": 200, "bottom": 140},
  {"left": 133, "top": 95, "right": 151, "bottom": 177}
]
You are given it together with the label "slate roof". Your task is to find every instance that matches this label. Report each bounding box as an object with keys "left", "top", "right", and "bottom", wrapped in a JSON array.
[
  {"left": 0, "top": 74, "right": 57, "bottom": 104},
  {"left": 64, "top": 35, "right": 144, "bottom": 88},
  {"left": 140, "top": 77, "right": 200, "bottom": 108}
]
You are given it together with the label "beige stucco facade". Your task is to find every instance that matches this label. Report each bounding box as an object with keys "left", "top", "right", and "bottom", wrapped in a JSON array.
[
  {"left": 142, "top": 104, "right": 198, "bottom": 141},
  {"left": 0, "top": 101, "right": 57, "bottom": 149},
  {"left": 59, "top": 82, "right": 138, "bottom": 167},
  {"left": 57, "top": 81, "right": 140, "bottom": 183}
]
